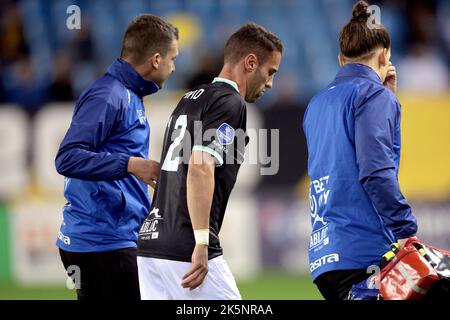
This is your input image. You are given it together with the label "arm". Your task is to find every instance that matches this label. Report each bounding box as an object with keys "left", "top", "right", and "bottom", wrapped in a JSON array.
[
  {"left": 55, "top": 97, "right": 160, "bottom": 186},
  {"left": 180, "top": 93, "right": 245, "bottom": 289},
  {"left": 181, "top": 150, "right": 216, "bottom": 290},
  {"left": 361, "top": 168, "right": 417, "bottom": 241},
  {"left": 55, "top": 138, "right": 131, "bottom": 181},
  {"left": 355, "top": 90, "right": 417, "bottom": 245},
  {"left": 55, "top": 98, "right": 129, "bottom": 181}
]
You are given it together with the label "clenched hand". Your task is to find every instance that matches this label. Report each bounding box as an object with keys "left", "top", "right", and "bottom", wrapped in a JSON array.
[
  {"left": 384, "top": 62, "right": 397, "bottom": 94},
  {"left": 127, "top": 157, "right": 160, "bottom": 188}
]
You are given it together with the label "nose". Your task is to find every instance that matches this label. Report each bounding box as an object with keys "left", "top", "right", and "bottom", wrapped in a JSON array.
[{"left": 265, "top": 80, "right": 273, "bottom": 89}]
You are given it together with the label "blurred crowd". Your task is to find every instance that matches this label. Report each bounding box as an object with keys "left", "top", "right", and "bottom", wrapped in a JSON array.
[{"left": 0, "top": 0, "right": 449, "bottom": 117}]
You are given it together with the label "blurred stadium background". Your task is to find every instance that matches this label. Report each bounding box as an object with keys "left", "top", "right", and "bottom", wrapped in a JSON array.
[{"left": 0, "top": 0, "right": 449, "bottom": 300}]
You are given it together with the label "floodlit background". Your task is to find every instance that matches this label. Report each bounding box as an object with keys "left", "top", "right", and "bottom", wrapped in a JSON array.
[{"left": 0, "top": 0, "right": 449, "bottom": 300}]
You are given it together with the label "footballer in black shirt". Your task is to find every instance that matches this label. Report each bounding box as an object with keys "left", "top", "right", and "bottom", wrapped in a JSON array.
[
  {"left": 137, "top": 23, "right": 283, "bottom": 300},
  {"left": 137, "top": 79, "right": 247, "bottom": 261}
]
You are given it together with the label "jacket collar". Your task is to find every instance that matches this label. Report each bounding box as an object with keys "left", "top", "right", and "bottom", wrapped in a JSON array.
[
  {"left": 336, "top": 63, "right": 382, "bottom": 84},
  {"left": 106, "top": 58, "right": 159, "bottom": 98}
]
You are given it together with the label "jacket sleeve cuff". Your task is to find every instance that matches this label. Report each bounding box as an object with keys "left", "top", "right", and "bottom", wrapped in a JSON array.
[
  {"left": 116, "top": 153, "right": 131, "bottom": 179},
  {"left": 392, "top": 221, "right": 418, "bottom": 240}
]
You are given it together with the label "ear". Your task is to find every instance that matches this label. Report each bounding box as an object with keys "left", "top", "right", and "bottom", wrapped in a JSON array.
[
  {"left": 148, "top": 53, "right": 161, "bottom": 70},
  {"left": 244, "top": 53, "right": 258, "bottom": 73},
  {"left": 338, "top": 53, "right": 345, "bottom": 67},
  {"left": 378, "top": 48, "right": 388, "bottom": 67}
]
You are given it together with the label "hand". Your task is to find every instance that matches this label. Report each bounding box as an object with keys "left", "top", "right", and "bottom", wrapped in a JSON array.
[
  {"left": 383, "top": 63, "right": 397, "bottom": 94},
  {"left": 127, "top": 157, "right": 160, "bottom": 188},
  {"left": 181, "top": 244, "right": 208, "bottom": 290}
]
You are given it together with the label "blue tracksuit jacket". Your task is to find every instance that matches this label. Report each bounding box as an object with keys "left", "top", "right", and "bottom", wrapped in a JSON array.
[
  {"left": 303, "top": 63, "right": 417, "bottom": 281},
  {"left": 55, "top": 58, "right": 159, "bottom": 252}
]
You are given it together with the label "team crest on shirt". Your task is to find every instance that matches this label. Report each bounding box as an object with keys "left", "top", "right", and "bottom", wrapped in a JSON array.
[{"left": 216, "top": 123, "right": 235, "bottom": 145}]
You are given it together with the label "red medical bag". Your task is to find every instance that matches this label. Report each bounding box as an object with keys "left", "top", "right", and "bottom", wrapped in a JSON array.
[{"left": 380, "top": 237, "right": 450, "bottom": 300}]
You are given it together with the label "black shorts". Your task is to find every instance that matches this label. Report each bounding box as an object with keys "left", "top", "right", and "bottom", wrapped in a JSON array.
[
  {"left": 314, "top": 269, "right": 370, "bottom": 300},
  {"left": 59, "top": 247, "right": 140, "bottom": 300}
]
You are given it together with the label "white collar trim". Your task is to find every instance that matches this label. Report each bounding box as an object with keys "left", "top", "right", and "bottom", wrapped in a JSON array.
[{"left": 212, "top": 77, "right": 240, "bottom": 93}]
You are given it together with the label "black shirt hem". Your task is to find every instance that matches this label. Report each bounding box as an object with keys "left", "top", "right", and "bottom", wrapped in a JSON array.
[{"left": 136, "top": 250, "right": 223, "bottom": 262}]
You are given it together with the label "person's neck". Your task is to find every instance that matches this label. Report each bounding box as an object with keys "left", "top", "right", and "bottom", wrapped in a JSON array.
[
  {"left": 123, "top": 57, "right": 153, "bottom": 81},
  {"left": 346, "top": 59, "right": 382, "bottom": 81},
  {"left": 361, "top": 60, "right": 382, "bottom": 80},
  {"left": 217, "top": 65, "right": 246, "bottom": 99}
]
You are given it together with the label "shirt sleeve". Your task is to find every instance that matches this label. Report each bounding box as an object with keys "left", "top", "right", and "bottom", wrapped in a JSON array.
[
  {"left": 55, "top": 97, "right": 130, "bottom": 181},
  {"left": 362, "top": 168, "right": 417, "bottom": 239},
  {"left": 355, "top": 89, "right": 418, "bottom": 239},
  {"left": 355, "top": 89, "right": 397, "bottom": 179},
  {"left": 192, "top": 94, "right": 247, "bottom": 167}
]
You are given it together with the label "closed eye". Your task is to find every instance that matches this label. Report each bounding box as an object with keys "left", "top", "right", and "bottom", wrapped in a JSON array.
[{"left": 269, "top": 68, "right": 277, "bottom": 76}]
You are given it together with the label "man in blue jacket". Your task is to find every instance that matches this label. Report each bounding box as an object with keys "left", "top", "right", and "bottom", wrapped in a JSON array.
[
  {"left": 55, "top": 14, "right": 178, "bottom": 300},
  {"left": 303, "top": 2, "right": 417, "bottom": 300}
]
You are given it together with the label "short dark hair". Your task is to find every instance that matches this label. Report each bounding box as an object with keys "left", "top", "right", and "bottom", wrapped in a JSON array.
[
  {"left": 120, "top": 14, "right": 179, "bottom": 65},
  {"left": 339, "top": 1, "right": 391, "bottom": 59},
  {"left": 223, "top": 23, "right": 283, "bottom": 65}
]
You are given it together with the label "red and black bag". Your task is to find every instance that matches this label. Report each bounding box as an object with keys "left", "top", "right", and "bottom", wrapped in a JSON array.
[{"left": 379, "top": 237, "right": 450, "bottom": 300}]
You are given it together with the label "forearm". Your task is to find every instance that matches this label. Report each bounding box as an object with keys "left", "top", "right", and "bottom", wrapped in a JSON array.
[
  {"left": 183, "top": 154, "right": 214, "bottom": 288},
  {"left": 187, "top": 167, "right": 214, "bottom": 230},
  {"left": 55, "top": 146, "right": 130, "bottom": 181},
  {"left": 361, "top": 168, "right": 417, "bottom": 239},
  {"left": 186, "top": 152, "right": 215, "bottom": 231}
]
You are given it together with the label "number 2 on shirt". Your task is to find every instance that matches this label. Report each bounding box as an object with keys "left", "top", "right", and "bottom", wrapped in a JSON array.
[{"left": 161, "top": 115, "right": 187, "bottom": 172}]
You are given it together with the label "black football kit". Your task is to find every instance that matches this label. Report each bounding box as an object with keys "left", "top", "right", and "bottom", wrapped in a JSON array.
[{"left": 137, "top": 79, "right": 248, "bottom": 261}]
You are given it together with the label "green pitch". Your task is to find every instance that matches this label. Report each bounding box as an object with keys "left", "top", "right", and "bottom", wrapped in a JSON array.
[{"left": 0, "top": 272, "right": 322, "bottom": 300}]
